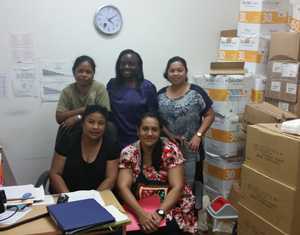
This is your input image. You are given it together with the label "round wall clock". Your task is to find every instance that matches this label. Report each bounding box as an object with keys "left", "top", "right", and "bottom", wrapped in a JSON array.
[{"left": 94, "top": 5, "right": 123, "bottom": 35}]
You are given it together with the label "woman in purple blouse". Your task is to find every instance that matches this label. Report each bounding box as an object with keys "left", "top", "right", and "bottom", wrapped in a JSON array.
[{"left": 107, "top": 49, "right": 158, "bottom": 149}]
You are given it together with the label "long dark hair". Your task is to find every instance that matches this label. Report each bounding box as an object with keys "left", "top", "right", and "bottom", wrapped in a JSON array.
[
  {"left": 114, "top": 49, "right": 144, "bottom": 87},
  {"left": 138, "top": 112, "right": 163, "bottom": 172}
]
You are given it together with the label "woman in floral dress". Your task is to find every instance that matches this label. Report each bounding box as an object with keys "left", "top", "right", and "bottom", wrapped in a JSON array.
[{"left": 118, "top": 113, "right": 197, "bottom": 235}]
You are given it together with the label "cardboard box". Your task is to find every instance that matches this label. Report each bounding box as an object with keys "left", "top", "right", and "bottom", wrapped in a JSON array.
[
  {"left": 203, "top": 153, "right": 242, "bottom": 197},
  {"left": 238, "top": 203, "right": 288, "bottom": 235},
  {"left": 265, "top": 79, "right": 299, "bottom": 102},
  {"left": 250, "top": 76, "right": 266, "bottom": 103},
  {"left": 238, "top": 23, "right": 288, "bottom": 38},
  {"left": 269, "top": 32, "right": 300, "bottom": 61},
  {"left": 243, "top": 102, "right": 297, "bottom": 127},
  {"left": 245, "top": 123, "right": 300, "bottom": 188},
  {"left": 240, "top": 0, "right": 289, "bottom": 12},
  {"left": 209, "top": 62, "right": 245, "bottom": 75},
  {"left": 265, "top": 88, "right": 300, "bottom": 116},
  {"left": 198, "top": 72, "right": 251, "bottom": 116},
  {"left": 240, "top": 165, "right": 299, "bottom": 234},
  {"left": 267, "top": 60, "right": 300, "bottom": 83}
]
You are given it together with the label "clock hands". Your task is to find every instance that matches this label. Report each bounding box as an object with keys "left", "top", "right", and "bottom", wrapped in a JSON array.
[{"left": 107, "top": 14, "right": 117, "bottom": 23}]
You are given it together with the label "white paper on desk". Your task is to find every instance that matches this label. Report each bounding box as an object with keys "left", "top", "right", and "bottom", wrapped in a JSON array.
[
  {"left": 104, "top": 205, "right": 129, "bottom": 223},
  {"left": 34, "top": 195, "right": 55, "bottom": 205},
  {"left": 66, "top": 190, "right": 105, "bottom": 206},
  {"left": 0, "top": 207, "right": 32, "bottom": 225},
  {"left": 0, "top": 184, "right": 45, "bottom": 201}
]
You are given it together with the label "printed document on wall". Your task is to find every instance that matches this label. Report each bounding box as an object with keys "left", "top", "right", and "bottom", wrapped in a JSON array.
[
  {"left": 0, "top": 73, "right": 8, "bottom": 98},
  {"left": 10, "top": 33, "right": 35, "bottom": 64},
  {"left": 11, "top": 64, "right": 39, "bottom": 97},
  {"left": 40, "top": 61, "right": 73, "bottom": 102}
]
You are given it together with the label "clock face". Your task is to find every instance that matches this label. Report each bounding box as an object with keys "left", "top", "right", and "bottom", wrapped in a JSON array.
[{"left": 94, "top": 5, "right": 123, "bottom": 35}]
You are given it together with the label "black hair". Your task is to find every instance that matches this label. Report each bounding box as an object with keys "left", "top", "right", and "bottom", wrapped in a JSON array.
[
  {"left": 114, "top": 49, "right": 144, "bottom": 86},
  {"left": 138, "top": 112, "right": 164, "bottom": 172},
  {"left": 163, "top": 56, "right": 188, "bottom": 80},
  {"left": 72, "top": 55, "right": 96, "bottom": 76},
  {"left": 82, "top": 105, "right": 108, "bottom": 122}
]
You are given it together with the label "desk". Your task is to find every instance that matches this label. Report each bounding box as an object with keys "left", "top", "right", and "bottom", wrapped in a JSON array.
[{"left": 1, "top": 190, "right": 127, "bottom": 235}]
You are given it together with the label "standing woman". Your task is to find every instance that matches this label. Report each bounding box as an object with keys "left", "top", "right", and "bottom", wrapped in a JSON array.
[
  {"left": 107, "top": 49, "right": 158, "bottom": 149},
  {"left": 158, "top": 56, "right": 215, "bottom": 187},
  {"left": 56, "top": 55, "right": 110, "bottom": 128}
]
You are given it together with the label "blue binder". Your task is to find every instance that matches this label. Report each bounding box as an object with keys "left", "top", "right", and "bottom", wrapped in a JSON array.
[{"left": 47, "top": 199, "right": 115, "bottom": 234}]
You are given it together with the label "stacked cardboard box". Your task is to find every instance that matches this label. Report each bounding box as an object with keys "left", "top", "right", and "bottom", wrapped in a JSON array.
[
  {"left": 218, "top": 29, "right": 269, "bottom": 75},
  {"left": 238, "top": 0, "right": 289, "bottom": 38},
  {"left": 243, "top": 102, "right": 297, "bottom": 130},
  {"left": 238, "top": 123, "right": 300, "bottom": 234},
  {"left": 264, "top": 32, "right": 300, "bottom": 116},
  {"left": 203, "top": 152, "right": 242, "bottom": 198},
  {"left": 195, "top": 63, "right": 251, "bottom": 199}
]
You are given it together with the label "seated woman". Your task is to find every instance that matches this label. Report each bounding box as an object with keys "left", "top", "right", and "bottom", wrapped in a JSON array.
[
  {"left": 49, "top": 105, "right": 120, "bottom": 193},
  {"left": 117, "top": 113, "right": 198, "bottom": 235}
]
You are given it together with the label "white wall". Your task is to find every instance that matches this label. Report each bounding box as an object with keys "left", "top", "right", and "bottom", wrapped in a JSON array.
[{"left": 0, "top": 0, "right": 240, "bottom": 184}]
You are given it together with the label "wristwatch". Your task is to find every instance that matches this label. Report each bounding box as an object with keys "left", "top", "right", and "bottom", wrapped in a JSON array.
[
  {"left": 77, "top": 114, "right": 82, "bottom": 120},
  {"left": 196, "top": 131, "right": 203, "bottom": 138},
  {"left": 156, "top": 208, "right": 166, "bottom": 218}
]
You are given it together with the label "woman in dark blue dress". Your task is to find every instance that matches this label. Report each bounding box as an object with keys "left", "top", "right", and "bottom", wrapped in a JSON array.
[{"left": 107, "top": 49, "right": 158, "bottom": 149}]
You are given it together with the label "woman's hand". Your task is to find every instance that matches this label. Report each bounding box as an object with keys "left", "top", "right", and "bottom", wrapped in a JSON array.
[
  {"left": 188, "top": 134, "right": 201, "bottom": 152},
  {"left": 138, "top": 211, "right": 159, "bottom": 233},
  {"left": 151, "top": 211, "right": 163, "bottom": 225},
  {"left": 61, "top": 116, "right": 79, "bottom": 128}
]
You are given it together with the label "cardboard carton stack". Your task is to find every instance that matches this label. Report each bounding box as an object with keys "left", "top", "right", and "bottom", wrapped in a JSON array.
[
  {"left": 264, "top": 32, "right": 300, "bottom": 117},
  {"left": 217, "top": 0, "right": 290, "bottom": 103},
  {"left": 196, "top": 62, "right": 251, "bottom": 198},
  {"left": 238, "top": 123, "right": 300, "bottom": 235}
]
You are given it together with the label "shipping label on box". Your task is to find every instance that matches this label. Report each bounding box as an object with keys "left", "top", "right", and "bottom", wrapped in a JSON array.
[
  {"left": 238, "top": 203, "right": 288, "bottom": 235},
  {"left": 240, "top": 165, "right": 297, "bottom": 234},
  {"left": 245, "top": 124, "right": 300, "bottom": 188}
]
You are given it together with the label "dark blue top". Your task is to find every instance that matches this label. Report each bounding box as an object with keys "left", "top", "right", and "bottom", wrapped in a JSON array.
[{"left": 107, "top": 78, "right": 158, "bottom": 149}]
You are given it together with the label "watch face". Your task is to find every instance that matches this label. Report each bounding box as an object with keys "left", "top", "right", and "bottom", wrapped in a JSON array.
[{"left": 94, "top": 5, "right": 122, "bottom": 35}]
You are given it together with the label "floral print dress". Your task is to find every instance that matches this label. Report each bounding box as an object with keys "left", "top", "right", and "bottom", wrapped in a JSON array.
[{"left": 119, "top": 138, "right": 198, "bottom": 233}]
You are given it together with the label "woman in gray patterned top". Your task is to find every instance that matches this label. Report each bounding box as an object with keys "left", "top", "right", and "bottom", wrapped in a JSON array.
[{"left": 158, "top": 56, "right": 215, "bottom": 187}]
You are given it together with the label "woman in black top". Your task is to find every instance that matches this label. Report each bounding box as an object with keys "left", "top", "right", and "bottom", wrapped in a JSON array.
[{"left": 49, "top": 105, "right": 120, "bottom": 193}]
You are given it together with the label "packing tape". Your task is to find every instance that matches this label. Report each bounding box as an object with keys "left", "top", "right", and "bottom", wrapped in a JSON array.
[
  {"left": 239, "top": 11, "right": 288, "bottom": 24},
  {"left": 204, "top": 162, "right": 241, "bottom": 180}
]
